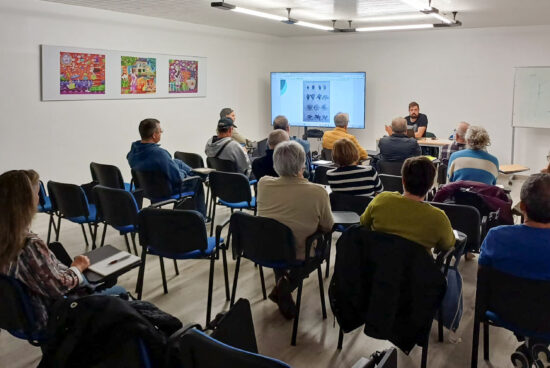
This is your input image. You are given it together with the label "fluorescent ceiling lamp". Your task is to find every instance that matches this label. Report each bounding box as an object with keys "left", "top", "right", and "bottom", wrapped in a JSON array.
[
  {"left": 358, "top": 13, "right": 430, "bottom": 23},
  {"left": 356, "top": 23, "right": 434, "bottom": 32},
  {"left": 295, "top": 20, "right": 334, "bottom": 31},
  {"left": 400, "top": 0, "right": 431, "bottom": 11},
  {"left": 232, "top": 6, "right": 287, "bottom": 21},
  {"left": 430, "top": 11, "right": 454, "bottom": 24}
]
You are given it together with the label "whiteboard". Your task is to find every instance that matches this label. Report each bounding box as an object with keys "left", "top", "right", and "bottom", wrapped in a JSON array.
[{"left": 512, "top": 67, "right": 550, "bottom": 128}]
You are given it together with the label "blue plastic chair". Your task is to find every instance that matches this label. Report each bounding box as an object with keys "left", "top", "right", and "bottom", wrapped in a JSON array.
[
  {"left": 47, "top": 181, "right": 99, "bottom": 249},
  {"left": 131, "top": 169, "right": 200, "bottom": 205},
  {"left": 37, "top": 180, "right": 58, "bottom": 244}
]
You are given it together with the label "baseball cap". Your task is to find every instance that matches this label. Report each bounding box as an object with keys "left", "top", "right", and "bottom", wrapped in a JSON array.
[{"left": 218, "top": 117, "right": 237, "bottom": 129}]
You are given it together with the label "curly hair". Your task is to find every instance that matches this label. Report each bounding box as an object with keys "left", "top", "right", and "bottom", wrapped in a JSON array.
[{"left": 465, "top": 126, "right": 491, "bottom": 150}]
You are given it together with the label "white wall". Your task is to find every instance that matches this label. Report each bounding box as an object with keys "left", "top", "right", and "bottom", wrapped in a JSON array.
[
  {"left": 0, "top": 0, "right": 278, "bottom": 183},
  {"left": 281, "top": 26, "right": 550, "bottom": 174}
]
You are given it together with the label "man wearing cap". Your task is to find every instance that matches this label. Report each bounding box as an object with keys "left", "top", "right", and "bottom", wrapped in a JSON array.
[{"left": 205, "top": 117, "right": 251, "bottom": 176}]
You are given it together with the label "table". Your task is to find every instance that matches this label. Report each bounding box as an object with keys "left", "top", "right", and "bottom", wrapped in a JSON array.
[
  {"left": 332, "top": 211, "right": 360, "bottom": 226},
  {"left": 416, "top": 138, "right": 453, "bottom": 147},
  {"left": 499, "top": 164, "right": 529, "bottom": 174},
  {"left": 83, "top": 245, "right": 141, "bottom": 284}
]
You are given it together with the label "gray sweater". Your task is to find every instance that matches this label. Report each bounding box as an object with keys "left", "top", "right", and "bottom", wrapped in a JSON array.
[{"left": 205, "top": 136, "right": 251, "bottom": 175}]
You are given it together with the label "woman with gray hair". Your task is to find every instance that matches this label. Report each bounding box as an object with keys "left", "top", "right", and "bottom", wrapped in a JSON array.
[
  {"left": 447, "top": 125, "right": 499, "bottom": 185},
  {"left": 257, "top": 141, "right": 334, "bottom": 319}
]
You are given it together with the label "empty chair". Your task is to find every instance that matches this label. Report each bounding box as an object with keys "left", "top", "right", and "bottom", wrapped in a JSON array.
[
  {"left": 207, "top": 156, "right": 238, "bottom": 173},
  {"left": 47, "top": 181, "right": 99, "bottom": 249},
  {"left": 379, "top": 174, "right": 404, "bottom": 194},
  {"left": 0, "top": 274, "right": 48, "bottom": 346},
  {"left": 228, "top": 212, "right": 328, "bottom": 346},
  {"left": 38, "top": 180, "right": 57, "bottom": 244},
  {"left": 378, "top": 160, "right": 404, "bottom": 176},
  {"left": 174, "top": 151, "right": 205, "bottom": 169},
  {"left": 329, "top": 192, "right": 374, "bottom": 216},
  {"left": 252, "top": 138, "right": 268, "bottom": 158},
  {"left": 93, "top": 185, "right": 140, "bottom": 254},
  {"left": 208, "top": 171, "right": 256, "bottom": 236},
  {"left": 471, "top": 266, "right": 550, "bottom": 368},
  {"left": 320, "top": 148, "right": 333, "bottom": 161},
  {"left": 429, "top": 202, "right": 481, "bottom": 255},
  {"left": 437, "top": 163, "right": 448, "bottom": 186},
  {"left": 90, "top": 162, "right": 132, "bottom": 192},
  {"left": 313, "top": 165, "right": 331, "bottom": 185},
  {"left": 135, "top": 208, "right": 229, "bottom": 324}
]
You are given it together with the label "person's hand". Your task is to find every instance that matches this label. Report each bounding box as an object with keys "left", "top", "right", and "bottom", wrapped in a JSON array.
[
  {"left": 384, "top": 125, "right": 393, "bottom": 135},
  {"left": 71, "top": 255, "right": 90, "bottom": 272}
]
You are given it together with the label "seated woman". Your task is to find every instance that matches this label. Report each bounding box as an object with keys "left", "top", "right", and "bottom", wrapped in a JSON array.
[
  {"left": 257, "top": 141, "right": 334, "bottom": 319},
  {"left": 0, "top": 170, "right": 122, "bottom": 330},
  {"left": 327, "top": 138, "right": 383, "bottom": 196},
  {"left": 360, "top": 156, "right": 455, "bottom": 253},
  {"left": 447, "top": 125, "right": 499, "bottom": 185}
]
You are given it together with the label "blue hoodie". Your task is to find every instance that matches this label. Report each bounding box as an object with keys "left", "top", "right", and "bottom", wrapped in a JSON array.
[{"left": 127, "top": 141, "right": 192, "bottom": 192}]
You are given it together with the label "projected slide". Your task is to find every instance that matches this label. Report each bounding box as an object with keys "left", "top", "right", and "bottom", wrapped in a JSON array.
[{"left": 271, "top": 72, "right": 365, "bottom": 129}]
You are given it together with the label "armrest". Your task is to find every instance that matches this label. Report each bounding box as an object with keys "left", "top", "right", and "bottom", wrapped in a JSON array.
[
  {"left": 149, "top": 199, "right": 178, "bottom": 208},
  {"left": 215, "top": 218, "right": 231, "bottom": 250},
  {"left": 435, "top": 246, "right": 455, "bottom": 276},
  {"left": 168, "top": 323, "right": 203, "bottom": 342},
  {"left": 305, "top": 231, "right": 329, "bottom": 262}
]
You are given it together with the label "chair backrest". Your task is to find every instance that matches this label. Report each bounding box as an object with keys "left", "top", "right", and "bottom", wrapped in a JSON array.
[
  {"left": 93, "top": 185, "right": 139, "bottom": 227},
  {"left": 437, "top": 163, "right": 448, "bottom": 185},
  {"left": 252, "top": 138, "right": 268, "bottom": 158},
  {"left": 90, "top": 162, "right": 125, "bottom": 189},
  {"left": 132, "top": 169, "right": 173, "bottom": 201},
  {"left": 169, "top": 328, "right": 291, "bottom": 368},
  {"left": 138, "top": 208, "right": 207, "bottom": 255},
  {"left": 0, "top": 274, "right": 43, "bottom": 345},
  {"left": 229, "top": 212, "right": 296, "bottom": 265},
  {"left": 47, "top": 181, "right": 91, "bottom": 219},
  {"left": 379, "top": 174, "right": 403, "bottom": 194},
  {"left": 429, "top": 202, "right": 481, "bottom": 253},
  {"left": 320, "top": 148, "right": 332, "bottom": 161},
  {"left": 329, "top": 192, "right": 373, "bottom": 216},
  {"left": 313, "top": 165, "right": 331, "bottom": 185},
  {"left": 475, "top": 266, "right": 550, "bottom": 335},
  {"left": 209, "top": 171, "right": 252, "bottom": 204},
  {"left": 378, "top": 160, "right": 404, "bottom": 176},
  {"left": 207, "top": 157, "right": 238, "bottom": 173},
  {"left": 38, "top": 180, "right": 50, "bottom": 212},
  {"left": 174, "top": 152, "right": 205, "bottom": 169},
  {"left": 425, "top": 131, "right": 436, "bottom": 138}
]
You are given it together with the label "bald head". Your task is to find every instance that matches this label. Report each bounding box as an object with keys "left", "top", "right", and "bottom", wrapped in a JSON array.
[
  {"left": 455, "top": 121, "right": 470, "bottom": 143},
  {"left": 391, "top": 117, "right": 407, "bottom": 134}
]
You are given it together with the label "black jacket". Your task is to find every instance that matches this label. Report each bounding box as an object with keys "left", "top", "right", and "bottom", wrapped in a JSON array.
[
  {"left": 378, "top": 134, "right": 421, "bottom": 162},
  {"left": 329, "top": 225, "right": 446, "bottom": 353},
  {"left": 252, "top": 149, "right": 278, "bottom": 181}
]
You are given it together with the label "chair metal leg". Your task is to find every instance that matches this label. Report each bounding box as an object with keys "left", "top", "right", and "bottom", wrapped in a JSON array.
[
  {"left": 123, "top": 233, "right": 132, "bottom": 253},
  {"left": 80, "top": 224, "right": 89, "bottom": 247},
  {"left": 259, "top": 265, "right": 267, "bottom": 300},
  {"left": 438, "top": 308, "right": 444, "bottom": 342},
  {"left": 291, "top": 280, "right": 303, "bottom": 346},
  {"left": 337, "top": 328, "right": 344, "bottom": 350},
  {"left": 206, "top": 255, "right": 215, "bottom": 325},
  {"left": 87, "top": 222, "right": 97, "bottom": 249},
  {"left": 471, "top": 314, "right": 480, "bottom": 368},
  {"left": 55, "top": 216, "right": 61, "bottom": 241},
  {"left": 421, "top": 342, "right": 428, "bottom": 368},
  {"left": 325, "top": 236, "right": 332, "bottom": 279},
  {"left": 131, "top": 232, "right": 138, "bottom": 255},
  {"left": 210, "top": 200, "right": 217, "bottom": 237},
  {"left": 136, "top": 251, "right": 147, "bottom": 300},
  {"left": 222, "top": 248, "right": 230, "bottom": 301},
  {"left": 159, "top": 257, "right": 168, "bottom": 294},
  {"left": 173, "top": 259, "right": 179, "bottom": 276},
  {"left": 483, "top": 321, "right": 489, "bottom": 361},
  {"left": 317, "top": 266, "right": 327, "bottom": 319},
  {"left": 205, "top": 185, "right": 211, "bottom": 219},
  {"left": 47, "top": 213, "right": 55, "bottom": 244},
  {"left": 230, "top": 257, "right": 241, "bottom": 306},
  {"left": 100, "top": 223, "right": 107, "bottom": 248}
]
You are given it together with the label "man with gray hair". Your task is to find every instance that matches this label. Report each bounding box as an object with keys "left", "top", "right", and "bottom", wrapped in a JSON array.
[
  {"left": 322, "top": 113, "right": 368, "bottom": 161},
  {"left": 273, "top": 114, "right": 312, "bottom": 178},
  {"left": 378, "top": 117, "right": 421, "bottom": 162},
  {"left": 440, "top": 121, "right": 470, "bottom": 165},
  {"left": 252, "top": 129, "right": 289, "bottom": 181},
  {"left": 258, "top": 141, "right": 334, "bottom": 319}
]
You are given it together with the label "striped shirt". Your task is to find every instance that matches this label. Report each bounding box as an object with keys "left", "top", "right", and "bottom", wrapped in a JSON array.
[
  {"left": 447, "top": 149, "right": 499, "bottom": 185},
  {"left": 327, "top": 165, "right": 383, "bottom": 196}
]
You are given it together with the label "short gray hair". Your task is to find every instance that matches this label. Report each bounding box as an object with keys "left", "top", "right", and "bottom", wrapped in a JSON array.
[
  {"left": 267, "top": 129, "right": 289, "bottom": 149},
  {"left": 465, "top": 126, "right": 490, "bottom": 150},
  {"left": 334, "top": 113, "right": 349, "bottom": 128},
  {"left": 456, "top": 121, "right": 470, "bottom": 139},
  {"left": 273, "top": 115, "right": 289, "bottom": 130},
  {"left": 273, "top": 141, "right": 305, "bottom": 177},
  {"left": 391, "top": 117, "right": 407, "bottom": 134}
]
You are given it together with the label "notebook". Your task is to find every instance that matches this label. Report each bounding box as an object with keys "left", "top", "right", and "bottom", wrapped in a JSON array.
[{"left": 88, "top": 251, "right": 140, "bottom": 277}]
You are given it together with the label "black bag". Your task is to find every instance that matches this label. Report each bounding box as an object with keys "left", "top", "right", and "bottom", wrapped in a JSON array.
[{"left": 128, "top": 299, "right": 183, "bottom": 336}]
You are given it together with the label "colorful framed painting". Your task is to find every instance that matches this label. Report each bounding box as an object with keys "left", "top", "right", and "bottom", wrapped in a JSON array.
[{"left": 41, "top": 45, "right": 207, "bottom": 101}]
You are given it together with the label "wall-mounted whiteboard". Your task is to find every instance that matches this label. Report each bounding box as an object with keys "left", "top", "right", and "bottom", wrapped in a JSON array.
[
  {"left": 41, "top": 45, "right": 207, "bottom": 101},
  {"left": 512, "top": 67, "right": 550, "bottom": 128}
]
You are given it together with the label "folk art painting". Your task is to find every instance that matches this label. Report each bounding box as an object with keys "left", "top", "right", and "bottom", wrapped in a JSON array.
[
  {"left": 168, "top": 59, "right": 198, "bottom": 93},
  {"left": 121, "top": 56, "right": 157, "bottom": 94},
  {"left": 60, "top": 52, "right": 105, "bottom": 94}
]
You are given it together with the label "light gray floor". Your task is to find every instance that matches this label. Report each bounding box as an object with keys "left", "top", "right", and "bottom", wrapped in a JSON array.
[{"left": 0, "top": 174, "right": 525, "bottom": 367}]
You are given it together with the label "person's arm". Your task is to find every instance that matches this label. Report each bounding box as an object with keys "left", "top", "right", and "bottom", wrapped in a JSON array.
[
  {"left": 385, "top": 125, "right": 393, "bottom": 136},
  {"left": 350, "top": 135, "right": 368, "bottom": 160},
  {"left": 231, "top": 142, "right": 251, "bottom": 175},
  {"left": 359, "top": 197, "right": 376, "bottom": 228},
  {"left": 371, "top": 169, "right": 384, "bottom": 193},
  {"left": 231, "top": 128, "right": 247, "bottom": 145},
  {"left": 478, "top": 228, "right": 496, "bottom": 267},
  {"left": 414, "top": 115, "right": 428, "bottom": 138},
  {"left": 437, "top": 213, "right": 456, "bottom": 251},
  {"left": 415, "top": 126, "right": 427, "bottom": 138}
]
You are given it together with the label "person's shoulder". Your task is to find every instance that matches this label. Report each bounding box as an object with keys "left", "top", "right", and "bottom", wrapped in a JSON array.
[{"left": 259, "top": 175, "right": 278, "bottom": 185}]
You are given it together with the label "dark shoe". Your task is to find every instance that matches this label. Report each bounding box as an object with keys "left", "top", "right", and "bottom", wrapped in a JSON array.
[
  {"left": 276, "top": 276, "right": 296, "bottom": 320},
  {"left": 530, "top": 341, "right": 550, "bottom": 368},
  {"left": 268, "top": 286, "right": 278, "bottom": 304},
  {"left": 511, "top": 344, "right": 532, "bottom": 368}
]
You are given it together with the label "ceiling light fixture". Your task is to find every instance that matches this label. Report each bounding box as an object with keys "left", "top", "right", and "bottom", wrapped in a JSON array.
[
  {"left": 356, "top": 24, "right": 434, "bottom": 32},
  {"left": 294, "top": 21, "right": 333, "bottom": 31}
]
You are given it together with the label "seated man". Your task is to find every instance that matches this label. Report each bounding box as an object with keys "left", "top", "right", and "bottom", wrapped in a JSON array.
[
  {"left": 322, "top": 113, "right": 367, "bottom": 161},
  {"left": 447, "top": 125, "right": 499, "bottom": 185},
  {"left": 440, "top": 121, "right": 470, "bottom": 166},
  {"left": 205, "top": 118, "right": 251, "bottom": 176},
  {"left": 258, "top": 141, "right": 334, "bottom": 319},
  {"left": 378, "top": 117, "right": 422, "bottom": 162},
  {"left": 360, "top": 156, "right": 455, "bottom": 253},
  {"left": 220, "top": 107, "right": 248, "bottom": 145},
  {"left": 252, "top": 129, "right": 289, "bottom": 181},
  {"left": 127, "top": 118, "right": 205, "bottom": 215},
  {"left": 273, "top": 115, "right": 312, "bottom": 178},
  {"left": 478, "top": 173, "right": 550, "bottom": 365}
]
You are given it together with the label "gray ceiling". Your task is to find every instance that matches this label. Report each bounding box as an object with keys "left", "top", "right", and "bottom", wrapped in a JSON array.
[{"left": 43, "top": 0, "right": 550, "bottom": 37}]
